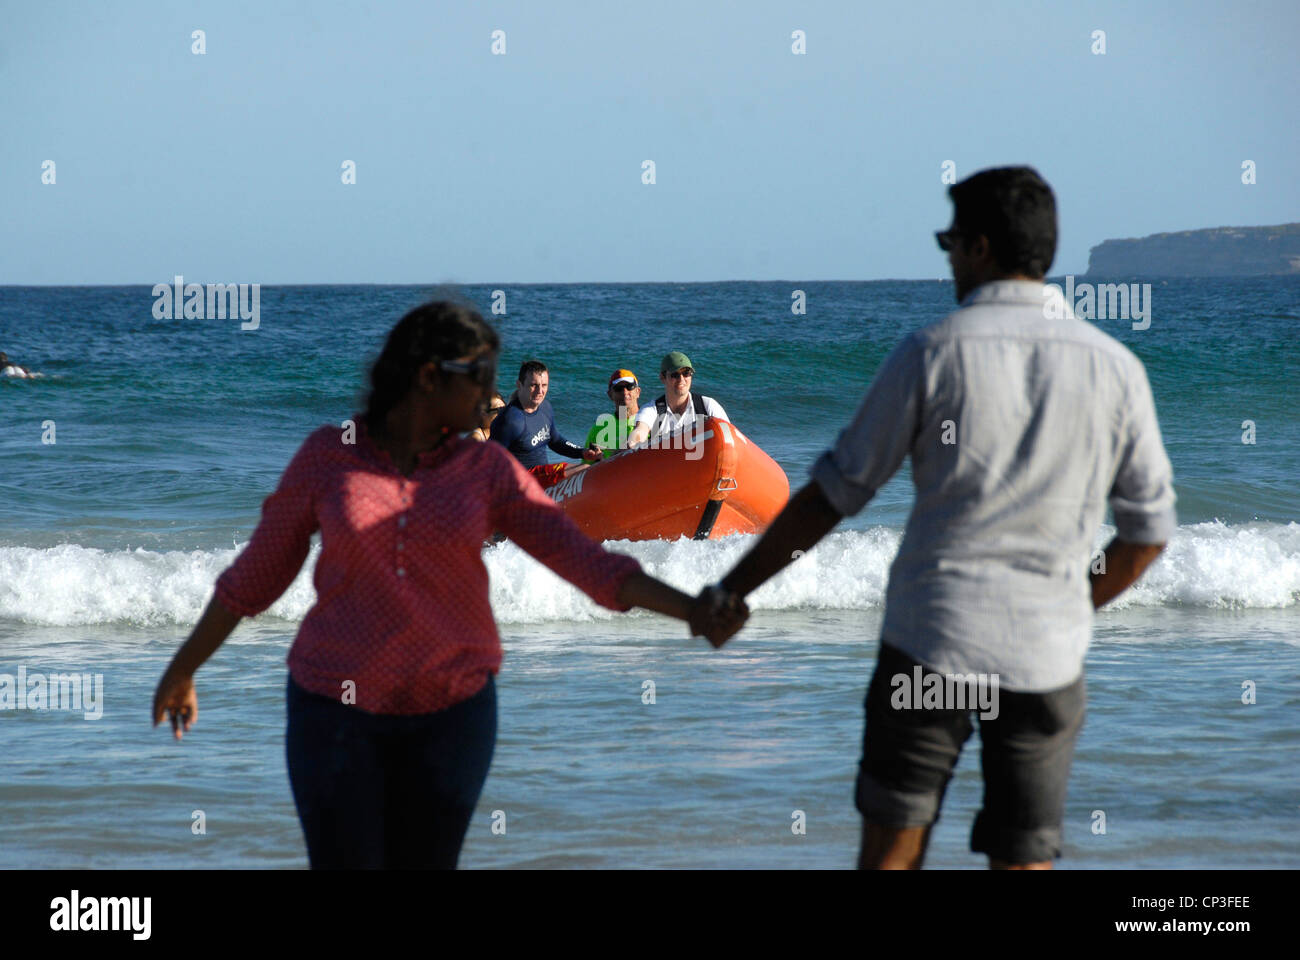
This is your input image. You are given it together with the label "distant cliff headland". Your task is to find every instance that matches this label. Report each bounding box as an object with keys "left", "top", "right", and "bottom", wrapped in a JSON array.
[{"left": 1085, "top": 223, "right": 1300, "bottom": 277}]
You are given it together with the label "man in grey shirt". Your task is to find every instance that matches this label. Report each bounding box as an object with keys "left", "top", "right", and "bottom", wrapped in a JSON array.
[{"left": 707, "top": 167, "right": 1175, "bottom": 869}]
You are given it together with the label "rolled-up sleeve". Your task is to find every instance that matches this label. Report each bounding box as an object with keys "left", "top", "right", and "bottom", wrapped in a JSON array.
[
  {"left": 1109, "top": 362, "right": 1177, "bottom": 543},
  {"left": 811, "top": 334, "right": 924, "bottom": 516},
  {"left": 214, "top": 430, "right": 323, "bottom": 616},
  {"left": 489, "top": 448, "right": 641, "bottom": 610}
]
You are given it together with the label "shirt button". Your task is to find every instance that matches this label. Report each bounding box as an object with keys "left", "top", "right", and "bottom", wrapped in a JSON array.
[
  {"left": 396, "top": 542, "right": 404, "bottom": 551},
  {"left": 397, "top": 567, "right": 406, "bottom": 577},
  {"left": 397, "top": 515, "right": 407, "bottom": 528}
]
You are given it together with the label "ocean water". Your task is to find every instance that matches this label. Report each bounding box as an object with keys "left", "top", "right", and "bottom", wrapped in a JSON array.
[{"left": 1, "top": 279, "right": 1298, "bottom": 869}]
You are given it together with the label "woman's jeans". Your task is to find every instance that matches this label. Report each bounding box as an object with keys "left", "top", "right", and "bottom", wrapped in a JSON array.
[{"left": 286, "top": 674, "right": 496, "bottom": 869}]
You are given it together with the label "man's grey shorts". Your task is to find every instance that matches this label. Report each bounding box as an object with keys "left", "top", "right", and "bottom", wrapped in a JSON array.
[{"left": 855, "top": 643, "right": 1086, "bottom": 864}]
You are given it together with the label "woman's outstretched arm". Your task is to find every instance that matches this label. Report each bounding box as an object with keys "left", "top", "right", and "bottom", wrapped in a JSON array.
[
  {"left": 153, "top": 428, "right": 323, "bottom": 739},
  {"left": 152, "top": 595, "right": 242, "bottom": 740},
  {"left": 489, "top": 448, "right": 747, "bottom": 643}
]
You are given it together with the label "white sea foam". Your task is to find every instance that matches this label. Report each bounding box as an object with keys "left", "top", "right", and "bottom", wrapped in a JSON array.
[{"left": 0, "top": 521, "right": 1297, "bottom": 627}]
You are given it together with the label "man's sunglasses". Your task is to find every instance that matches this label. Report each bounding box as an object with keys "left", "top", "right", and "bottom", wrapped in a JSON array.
[
  {"left": 668, "top": 369, "right": 693, "bottom": 380},
  {"left": 935, "top": 229, "right": 964, "bottom": 252},
  {"left": 611, "top": 383, "right": 639, "bottom": 392},
  {"left": 439, "top": 358, "right": 497, "bottom": 388}
]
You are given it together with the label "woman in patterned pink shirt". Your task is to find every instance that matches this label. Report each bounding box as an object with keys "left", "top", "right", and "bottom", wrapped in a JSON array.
[{"left": 152, "top": 301, "right": 746, "bottom": 869}]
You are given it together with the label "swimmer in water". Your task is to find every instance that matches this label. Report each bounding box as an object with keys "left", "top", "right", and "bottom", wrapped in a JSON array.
[{"left": 0, "top": 352, "right": 33, "bottom": 378}]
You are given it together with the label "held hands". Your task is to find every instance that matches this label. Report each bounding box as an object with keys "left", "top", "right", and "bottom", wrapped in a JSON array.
[{"left": 689, "top": 584, "right": 749, "bottom": 649}]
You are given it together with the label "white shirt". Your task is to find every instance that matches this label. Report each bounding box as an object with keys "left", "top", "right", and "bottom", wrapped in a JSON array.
[
  {"left": 635, "top": 395, "right": 729, "bottom": 436},
  {"left": 811, "top": 280, "right": 1176, "bottom": 692}
]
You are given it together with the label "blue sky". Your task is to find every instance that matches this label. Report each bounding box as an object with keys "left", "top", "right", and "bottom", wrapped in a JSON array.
[{"left": 3, "top": 0, "right": 1297, "bottom": 283}]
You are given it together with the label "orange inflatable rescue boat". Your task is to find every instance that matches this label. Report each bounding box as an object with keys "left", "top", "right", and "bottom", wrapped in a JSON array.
[{"left": 542, "top": 419, "right": 789, "bottom": 542}]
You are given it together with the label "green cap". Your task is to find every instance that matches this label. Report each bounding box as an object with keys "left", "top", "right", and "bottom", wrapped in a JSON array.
[{"left": 660, "top": 351, "right": 693, "bottom": 375}]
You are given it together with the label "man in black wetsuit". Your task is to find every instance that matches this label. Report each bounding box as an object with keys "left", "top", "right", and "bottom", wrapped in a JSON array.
[{"left": 490, "top": 360, "right": 600, "bottom": 487}]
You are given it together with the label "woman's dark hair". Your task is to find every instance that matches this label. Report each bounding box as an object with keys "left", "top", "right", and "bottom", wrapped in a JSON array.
[
  {"left": 948, "top": 166, "right": 1057, "bottom": 277},
  {"left": 362, "top": 301, "right": 500, "bottom": 433},
  {"left": 481, "top": 390, "right": 505, "bottom": 422}
]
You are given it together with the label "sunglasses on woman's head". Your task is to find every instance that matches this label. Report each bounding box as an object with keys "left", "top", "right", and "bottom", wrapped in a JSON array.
[{"left": 439, "top": 357, "right": 497, "bottom": 388}]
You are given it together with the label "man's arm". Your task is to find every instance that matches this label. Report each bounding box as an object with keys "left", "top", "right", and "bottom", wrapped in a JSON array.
[
  {"left": 628, "top": 405, "right": 655, "bottom": 446},
  {"left": 551, "top": 436, "right": 601, "bottom": 461},
  {"left": 1091, "top": 538, "right": 1165, "bottom": 608},
  {"left": 1093, "top": 361, "right": 1175, "bottom": 608},
  {"left": 706, "top": 335, "right": 922, "bottom": 637},
  {"left": 545, "top": 409, "right": 597, "bottom": 461},
  {"left": 547, "top": 433, "right": 588, "bottom": 459},
  {"left": 720, "top": 481, "right": 843, "bottom": 598}
]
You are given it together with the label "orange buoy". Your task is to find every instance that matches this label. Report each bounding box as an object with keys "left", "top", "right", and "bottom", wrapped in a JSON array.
[{"left": 543, "top": 419, "right": 789, "bottom": 541}]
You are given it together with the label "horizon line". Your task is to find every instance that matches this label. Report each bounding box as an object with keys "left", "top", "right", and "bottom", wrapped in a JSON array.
[{"left": 5, "top": 273, "right": 1298, "bottom": 288}]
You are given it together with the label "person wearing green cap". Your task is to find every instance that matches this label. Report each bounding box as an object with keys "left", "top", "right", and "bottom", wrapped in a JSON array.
[{"left": 628, "top": 350, "right": 729, "bottom": 446}]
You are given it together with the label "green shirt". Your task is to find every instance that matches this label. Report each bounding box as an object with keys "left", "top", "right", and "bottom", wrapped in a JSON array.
[{"left": 585, "top": 412, "right": 637, "bottom": 459}]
